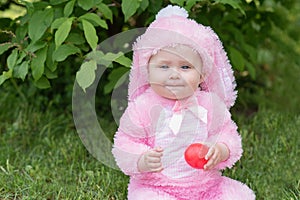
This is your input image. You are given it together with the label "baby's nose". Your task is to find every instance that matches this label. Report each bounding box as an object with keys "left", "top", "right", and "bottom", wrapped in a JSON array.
[{"left": 169, "top": 68, "right": 180, "bottom": 79}]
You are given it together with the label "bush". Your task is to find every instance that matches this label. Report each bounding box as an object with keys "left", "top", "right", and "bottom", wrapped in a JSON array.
[{"left": 0, "top": 0, "right": 299, "bottom": 111}]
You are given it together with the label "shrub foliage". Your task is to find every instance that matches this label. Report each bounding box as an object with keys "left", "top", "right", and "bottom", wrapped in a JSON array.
[{"left": 0, "top": 0, "right": 299, "bottom": 102}]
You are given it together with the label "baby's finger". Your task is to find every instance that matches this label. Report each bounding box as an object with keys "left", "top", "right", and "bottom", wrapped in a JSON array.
[
  {"left": 205, "top": 146, "right": 215, "bottom": 160},
  {"left": 148, "top": 162, "right": 163, "bottom": 172},
  {"left": 148, "top": 152, "right": 163, "bottom": 160},
  {"left": 154, "top": 147, "right": 164, "bottom": 153},
  {"left": 147, "top": 156, "right": 161, "bottom": 163},
  {"left": 204, "top": 157, "right": 217, "bottom": 170}
]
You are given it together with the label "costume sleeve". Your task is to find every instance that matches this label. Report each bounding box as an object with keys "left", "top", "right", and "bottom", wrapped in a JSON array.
[
  {"left": 205, "top": 93, "right": 242, "bottom": 170},
  {"left": 112, "top": 101, "right": 151, "bottom": 176}
]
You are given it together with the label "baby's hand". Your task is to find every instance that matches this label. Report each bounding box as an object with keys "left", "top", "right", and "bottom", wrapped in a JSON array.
[
  {"left": 203, "top": 143, "right": 229, "bottom": 170},
  {"left": 138, "top": 147, "right": 164, "bottom": 173}
]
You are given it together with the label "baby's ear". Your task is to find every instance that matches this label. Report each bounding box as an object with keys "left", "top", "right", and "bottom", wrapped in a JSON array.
[
  {"left": 200, "top": 74, "right": 206, "bottom": 84},
  {"left": 198, "top": 74, "right": 206, "bottom": 90}
]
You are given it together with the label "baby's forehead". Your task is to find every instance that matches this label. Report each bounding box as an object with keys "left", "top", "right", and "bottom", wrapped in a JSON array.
[
  {"left": 153, "top": 45, "right": 203, "bottom": 66},
  {"left": 161, "top": 45, "right": 198, "bottom": 56}
]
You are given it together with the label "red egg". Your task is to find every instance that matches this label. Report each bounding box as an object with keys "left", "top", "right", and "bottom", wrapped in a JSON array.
[{"left": 184, "top": 143, "right": 209, "bottom": 169}]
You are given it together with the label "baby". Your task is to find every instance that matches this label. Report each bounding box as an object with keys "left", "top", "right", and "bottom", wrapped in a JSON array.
[{"left": 112, "top": 5, "right": 255, "bottom": 200}]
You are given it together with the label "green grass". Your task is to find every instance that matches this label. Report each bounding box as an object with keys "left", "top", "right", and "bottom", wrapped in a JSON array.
[
  {"left": 0, "top": 87, "right": 299, "bottom": 199},
  {"left": 228, "top": 111, "right": 300, "bottom": 199},
  {"left": 0, "top": 90, "right": 128, "bottom": 199}
]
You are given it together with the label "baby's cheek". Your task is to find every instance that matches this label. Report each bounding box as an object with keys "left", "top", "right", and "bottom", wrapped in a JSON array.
[{"left": 185, "top": 74, "right": 201, "bottom": 89}]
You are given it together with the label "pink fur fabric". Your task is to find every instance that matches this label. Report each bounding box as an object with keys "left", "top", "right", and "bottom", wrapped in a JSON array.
[{"left": 112, "top": 89, "right": 255, "bottom": 199}]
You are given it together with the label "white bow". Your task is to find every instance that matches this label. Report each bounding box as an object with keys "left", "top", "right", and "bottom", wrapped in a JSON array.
[{"left": 169, "top": 104, "right": 207, "bottom": 135}]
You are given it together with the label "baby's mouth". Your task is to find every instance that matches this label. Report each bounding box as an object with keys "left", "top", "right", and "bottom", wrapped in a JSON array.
[
  {"left": 165, "top": 83, "right": 184, "bottom": 87},
  {"left": 165, "top": 85, "right": 184, "bottom": 89},
  {"left": 166, "top": 85, "right": 182, "bottom": 87}
]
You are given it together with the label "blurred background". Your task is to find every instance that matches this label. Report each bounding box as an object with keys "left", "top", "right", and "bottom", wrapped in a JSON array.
[{"left": 0, "top": 0, "right": 299, "bottom": 199}]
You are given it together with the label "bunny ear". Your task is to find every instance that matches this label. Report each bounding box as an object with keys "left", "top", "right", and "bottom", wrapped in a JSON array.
[{"left": 155, "top": 5, "right": 188, "bottom": 19}]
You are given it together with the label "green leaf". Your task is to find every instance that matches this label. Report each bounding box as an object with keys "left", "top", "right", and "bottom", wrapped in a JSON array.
[
  {"left": 170, "top": 0, "right": 185, "bottom": 6},
  {"left": 86, "top": 50, "right": 104, "bottom": 62},
  {"left": 0, "top": 69, "right": 13, "bottom": 85},
  {"left": 16, "top": 25, "right": 28, "bottom": 42},
  {"left": 0, "top": 43, "right": 12, "bottom": 55},
  {"left": 16, "top": 51, "right": 27, "bottom": 65},
  {"left": 96, "top": 3, "right": 113, "bottom": 23},
  {"left": 215, "top": 0, "right": 245, "bottom": 15},
  {"left": 103, "top": 52, "right": 124, "bottom": 62},
  {"left": 34, "top": 76, "right": 51, "bottom": 89},
  {"left": 0, "top": 76, "right": 6, "bottom": 85},
  {"left": 76, "top": 60, "right": 97, "bottom": 92},
  {"left": 14, "top": 61, "right": 29, "bottom": 81},
  {"left": 100, "top": 52, "right": 123, "bottom": 67},
  {"left": 148, "top": 0, "right": 163, "bottom": 15},
  {"left": 65, "top": 33, "right": 86, "bottom": 45},
  {"left": 46, "top": 42, "right": 57, "bottom": 72},
  {"left": 245, "top": 60, "right": 256, "bottom": 79},
  {"left": 229, "top": 47, "right": 245, "bottom": 71},
  {"left": 7, "top": 49, "right": 18, "bottom": 70},
  {"left": 140, "top": 0, "right": 149, "bottom": 11},
  {"left": 104, "top": 67, "right": 129, "bottom": 94},
  {"left": 25, "top": 41, "right": 47, "bottom": 53},
  {"left": 45, "top": 67, "right": 58, "bottom": 79},
  {"left": 87, "top": 51, "right": 126, "bottom": 67},
  {"left": 79, "top": 13, "right": 108, "bottom": 29},
  {"left": 31, "top": 46, "right": 48, "bottom": 81},
  {"left": 28, "top": 9, "right": 54, "bottom": 42},
  {"left": 32, "top": 1, "right": 49, "bottom": 9},
  {"left": 23, "top": 1, "right": 34, "bottom": 15},
  {"left": 50, "top": 0, "right": 69, "bottom": 5},
  {"left": 82, "top": 19, "right": 98, "bottom": 51},
  {"left": 121, "top": 0, "right": 140, "bottom": 21},
  {"left": 78, "top": 0, "right": 95, "bottom": 10},
  {"left": 114, "top": 55, "right": 132, "bottom": 68},
  {"left": 52, "top": 44, "right": 81, "bottom": 62},
  {"left": 51, "top": 17, "right": 68, "bottom": 30},
  {"left": 64, "top": 0, "right": 75, "bottom": 17},
  {"left": 55, "top": 17, "right": 74, "bottom": 48},
  {"left": 185, "top": 0, "right": 198, "bottom": 10}
]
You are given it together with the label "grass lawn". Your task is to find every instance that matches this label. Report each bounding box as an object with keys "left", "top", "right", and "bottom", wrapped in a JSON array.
[{"left": 0, "top": 88, "right": 299, "bottom": 199}]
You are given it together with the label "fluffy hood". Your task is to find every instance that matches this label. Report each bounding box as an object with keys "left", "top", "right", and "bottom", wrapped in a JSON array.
[{"left": 128, "top": 5, "right": 237, "bottom": 108}]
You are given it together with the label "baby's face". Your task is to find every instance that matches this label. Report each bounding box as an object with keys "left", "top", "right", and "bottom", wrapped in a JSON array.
[{"left": 148, "top": 45, "right": 203, "bottom": 100}]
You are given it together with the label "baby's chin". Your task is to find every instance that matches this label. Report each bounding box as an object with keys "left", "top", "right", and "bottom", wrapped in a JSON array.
[{"left": 156, "top": 90, "right": 194, "bottom": 100}]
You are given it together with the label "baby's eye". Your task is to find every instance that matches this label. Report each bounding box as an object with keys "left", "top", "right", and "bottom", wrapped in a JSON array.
[
  {"left": 160, "top": 65, "right": 169, "bottom": 69},
  {"left": 181, "top": 65, "right": 191, "bottom": 70}
]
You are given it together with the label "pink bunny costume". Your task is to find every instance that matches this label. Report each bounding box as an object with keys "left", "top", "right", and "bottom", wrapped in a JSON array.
[{"left": 112, "top": 5, "right": 255, "bottom": 200}]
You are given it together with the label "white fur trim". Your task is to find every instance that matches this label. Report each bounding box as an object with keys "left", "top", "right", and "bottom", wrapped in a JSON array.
[{"left": 156, "top": 5, "right": 188, "bottom": 19}]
